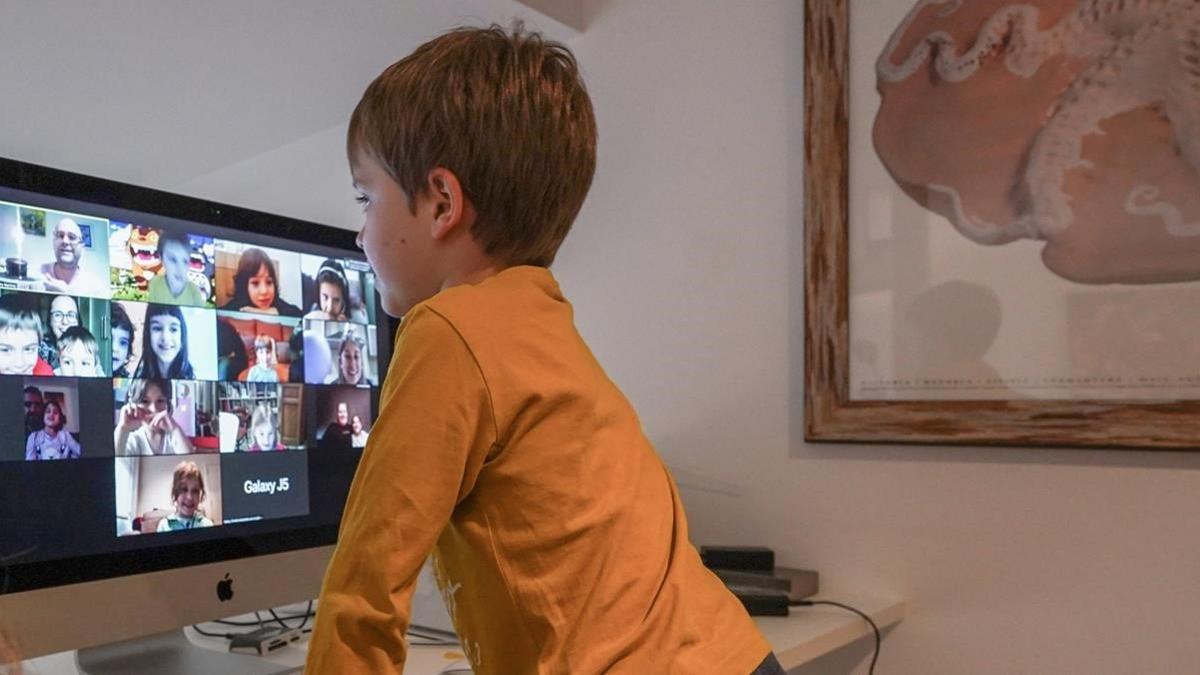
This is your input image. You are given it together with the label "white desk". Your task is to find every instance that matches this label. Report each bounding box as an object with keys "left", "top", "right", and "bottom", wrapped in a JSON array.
[{"left": 22, "top": 596, "right": 905, "bottom": 674}]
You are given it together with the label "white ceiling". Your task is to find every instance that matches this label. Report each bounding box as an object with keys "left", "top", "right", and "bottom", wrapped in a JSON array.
[{"left": 0, "top": 1, "right": 578, "bottom": 190}]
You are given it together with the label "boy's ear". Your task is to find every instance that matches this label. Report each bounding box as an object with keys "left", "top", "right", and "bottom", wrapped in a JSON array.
[{"left": 425, "top": 167, "right": 473, "bottom": 241}]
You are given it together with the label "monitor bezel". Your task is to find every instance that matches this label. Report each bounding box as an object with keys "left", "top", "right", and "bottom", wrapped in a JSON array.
[{"left": 0, "top": 155, "right": 392, "bottom": 595}]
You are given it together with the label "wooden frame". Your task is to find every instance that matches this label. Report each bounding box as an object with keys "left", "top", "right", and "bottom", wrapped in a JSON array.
[{"left": 802, "top": 0, "right": 1200, "bottom": 449}]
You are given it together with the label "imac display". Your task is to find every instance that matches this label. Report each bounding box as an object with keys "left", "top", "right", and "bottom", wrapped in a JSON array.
[{"left": 0, "top": 157, "right": 392, "bottom": 662}]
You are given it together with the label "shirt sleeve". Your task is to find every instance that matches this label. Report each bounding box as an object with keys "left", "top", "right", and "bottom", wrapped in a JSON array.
[{"left": 305, "top": 305, "right": 496, "bottom": 675}]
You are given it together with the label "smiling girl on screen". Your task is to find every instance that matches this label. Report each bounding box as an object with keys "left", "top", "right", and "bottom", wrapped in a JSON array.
[
  {"left": 329, "top": 327, "right": 371, "bottom": 386},
  {"left": 304, "top": 258, "right": 367, "bottom": 323},
  {"left": 133, "top": 303, "right": 195, "bottom": 379},
  {"left": 115, "top": 378, "right": 193, "bottom": 456},
  {"left": 221, "top": 247, "right": 301, "bottom": 317},
  {"left": 25, "top": 400, "right": 81, "bottom": 460},
  {"left": 157, "top": 460, "right": 214, "bottom": 531}
]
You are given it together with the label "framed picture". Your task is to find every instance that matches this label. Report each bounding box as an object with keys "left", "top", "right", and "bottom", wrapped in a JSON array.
[{"left": 804, "top": 0, "right": 1200, "bottom": 449}]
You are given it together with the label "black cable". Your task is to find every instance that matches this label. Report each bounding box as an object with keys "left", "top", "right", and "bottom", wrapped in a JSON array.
[
  {"left": 790, "top": 599, "right": 880, "bottom": 675},
  {"left": 270, "top": 601, "right": 315, "bottom": 630},
  {"left": 190, "top": 624, "right": 236, "bottom": 639}
]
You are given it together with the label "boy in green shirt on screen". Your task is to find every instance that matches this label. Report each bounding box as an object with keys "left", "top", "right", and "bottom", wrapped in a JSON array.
[
  {"left": 147, "top": 231, "right": 206, "bottom": 306},
  {"left": 305, "top": 24, "right": 780, "bottom": 675}
]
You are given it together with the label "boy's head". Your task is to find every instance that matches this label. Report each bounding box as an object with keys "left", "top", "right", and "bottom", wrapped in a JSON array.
[
  {"left": 157, "top": 231, "right": 193, "bottom": 296},
  {"left": 348, "top": 24, "right": 597, "bottom": 316},
  {"left": 0, "top": 295, "right": 43, "bottom": 375},
  {"left": 57, "top": 325, "right": 100, "bottom": 376}
]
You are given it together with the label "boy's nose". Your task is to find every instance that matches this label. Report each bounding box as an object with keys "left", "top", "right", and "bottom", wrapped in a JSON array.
[{"left": 355, "top": 228, "right": 365, "bottom": 250}]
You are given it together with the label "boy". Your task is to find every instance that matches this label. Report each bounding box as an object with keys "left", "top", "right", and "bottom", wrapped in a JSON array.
[
  {"left": 56, "top": 325, "right": 103, "bottom": 377},
  {"left": 147, "top": 231, "right": 207, "bottom": 306},
  {"left": 306, "top": 25, "right": 778, "bottom": 675},
  {"left": 0, "top": 295, "right": 54, "bottom": 375}
]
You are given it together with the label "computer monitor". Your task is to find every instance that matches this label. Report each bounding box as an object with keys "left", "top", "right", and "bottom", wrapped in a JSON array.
[{"left": 0, "top": 157, "right": 393, "bottom": 662}]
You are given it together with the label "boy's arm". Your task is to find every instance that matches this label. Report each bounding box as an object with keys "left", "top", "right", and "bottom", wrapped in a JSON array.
[{"left": 305, "top": 307, "right": 495, "bottom": 675}]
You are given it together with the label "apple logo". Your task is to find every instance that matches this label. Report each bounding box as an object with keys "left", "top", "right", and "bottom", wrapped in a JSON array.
[{"left": 216, "top": 573, "right": 234, "bottom": 602}]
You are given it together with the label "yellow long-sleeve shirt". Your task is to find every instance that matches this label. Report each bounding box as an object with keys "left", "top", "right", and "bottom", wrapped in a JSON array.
[{"left": 305, "top": 266, "right": 770, "bottom": 674}]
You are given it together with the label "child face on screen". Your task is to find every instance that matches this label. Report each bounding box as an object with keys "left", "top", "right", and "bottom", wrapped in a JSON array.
[
  {"left": 174, "top": 477, "right": 202, "bottom": 518},
  {"left": 254, "top": 421, "right": 276, "bottom": 449},
  {"left": 161, "top": 241, "right": 191, "bottom": 296},
  {"left": 58, "top": 341, "right": 98, "bottom": 376},
  {"left": 248, "top": 264, "right": 277, "bottom": 310},
  {"left": 339, "top": 340, "right": 362, "bottom": 383},
  {"left": 148, "top": 315, "right": 182, "bottom": 368},
  {"left": 138, "top": 382, "right": 170, "bottom": 415},
  {"left": 351, "top": 415, "right": 362, "bottom": 434},
  {"left": 0, "top": 328, "right": 39, "bottom": 374},
  {"left": 112, "top": 327, "right": 130, "bottom": 372},
  {"left": 43, "top": 402, "right": 63, "bottom": 432},
  {"left": 319, "top": 281, "right": 345, "bottom": 318},
  {"left": 255, "top": 344, "right": 271, "bottom": 365}
]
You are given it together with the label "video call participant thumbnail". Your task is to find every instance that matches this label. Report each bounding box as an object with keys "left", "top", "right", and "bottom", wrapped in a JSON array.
[
  {"left": 115, "top": 454, "right": 223, "bottom": 535},
  {"left": 301, "top": 255, "right": 369, "bottom": 323},
  {"left": 110, "top": 223, "right": 216, "bottom": 307},
  {"left": 114, "top": 378, "right": 196, "bottom": 456},
  {"left": 125, "top": 302, "right": 219, "bottom": 381},
  {"left": 220, "top": 450, "right": 310, "bottom": 523},
  {"left": 215, "top": 242, "right": 302, "bottom": 317},
  {"left": 216, "top": 382, "right": 305, "bottom": 452},
  {"left": 0, "top": 376, "right": 112, "bottom": 461},
  {"left": 216, "top": 312, "right": 301, "bottom": 383},
  {"left": 303, "top": 321, "right": 375, "bottom": 386},
  {"left": 310, "top": 385, "right": 373, "bottom": 451}
]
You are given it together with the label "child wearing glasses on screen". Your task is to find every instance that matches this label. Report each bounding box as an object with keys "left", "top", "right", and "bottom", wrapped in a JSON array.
[
  {"left": 0, "top": 294, "right": 54, "bottom": 376},
  {"left": 221, "top": 248, "right": 302, "bottom": 317},
  {"left": 133, "top": 304, "right": 195, "bottom": 379},
  {"left": 245, "top": 334, "right": 280, "bottom": 383},
  {"left": 55, "top": 325, "right": 104, "bottom": 377},
  {"left": 25, "top": 400, "right": 81, "bottom": 460},
  {"left": 147, "top": 231, "right": 207, "bottom": 307},
  {"left": 307, "top": 26, "right": 775, "bottom": 675},
  {"left": 156, "top": 460, "right": 214, "bottom": 531},
  {"left": 115, "top": 378, "right": 193, "bottom": 456}
]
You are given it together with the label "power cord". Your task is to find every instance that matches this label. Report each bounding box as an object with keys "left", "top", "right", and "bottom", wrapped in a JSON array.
[{"left": 790, "top": 599, "right": 880, "bottom": 675}]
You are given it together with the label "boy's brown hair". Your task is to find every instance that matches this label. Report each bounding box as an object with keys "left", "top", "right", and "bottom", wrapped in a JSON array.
[{"left": 349, "top": 24, "right": 597, "bottom": 267}]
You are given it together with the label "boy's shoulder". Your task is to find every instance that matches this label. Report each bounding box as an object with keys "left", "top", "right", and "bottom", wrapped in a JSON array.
[
  {"left": 423, "top": 265, "right": 562, "bottom": 323},
  {"left": 403, "top": 265, "right": 567, "bottom": 358}
]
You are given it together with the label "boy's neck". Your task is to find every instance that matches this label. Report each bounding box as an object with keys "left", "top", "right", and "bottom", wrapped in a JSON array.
[{"left": 167, "top": 277, "right": 186, "bottom": 295}]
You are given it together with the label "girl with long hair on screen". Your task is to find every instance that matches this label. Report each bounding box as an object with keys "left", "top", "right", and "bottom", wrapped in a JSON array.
[
  {"left": 222, "top": 247, "right": 301, "bottom": 317},
  {"left": 133, "top": 303, "right": 195, "bottom": 379}
]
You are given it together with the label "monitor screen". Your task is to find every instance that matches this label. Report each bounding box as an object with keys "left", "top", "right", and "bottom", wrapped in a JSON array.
[{"left": 0, "top": 158, "right": 392, "bottom": 596}]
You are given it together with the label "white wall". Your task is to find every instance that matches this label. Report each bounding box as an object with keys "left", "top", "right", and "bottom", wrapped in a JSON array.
[{"left": 75, "top": 1, "right": 1200, "bottom": 673}]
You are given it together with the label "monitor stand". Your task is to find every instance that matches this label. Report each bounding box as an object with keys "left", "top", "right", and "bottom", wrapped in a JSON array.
[{"left": 76, "top": 629, "right": 295, "bottom": 675}]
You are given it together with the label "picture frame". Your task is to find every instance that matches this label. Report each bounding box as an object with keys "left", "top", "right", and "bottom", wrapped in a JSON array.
[{"left": 803, "top": 0, "right": 1200, "bottom": 450}]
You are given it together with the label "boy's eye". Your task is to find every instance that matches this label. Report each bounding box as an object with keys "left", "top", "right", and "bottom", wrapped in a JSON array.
[{"left": 354, "top": 194, "right": 369, "bottom": 209}]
